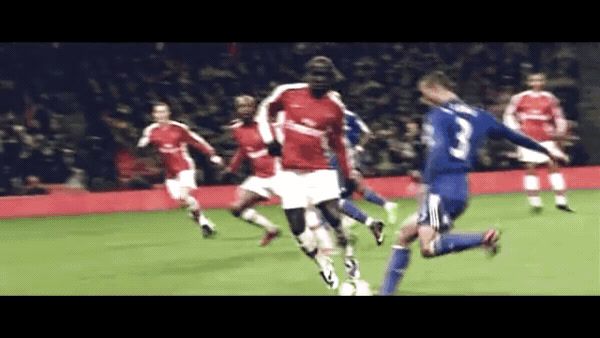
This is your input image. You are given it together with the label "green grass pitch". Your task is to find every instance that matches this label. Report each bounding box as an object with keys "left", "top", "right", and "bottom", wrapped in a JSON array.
[{"left": 1, "top": 190, "right": 598, "bottom": 295}]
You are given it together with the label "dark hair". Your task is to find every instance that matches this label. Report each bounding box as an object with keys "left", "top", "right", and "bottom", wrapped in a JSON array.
[
  {"left": 304, "top": 55, "right": 345, "bottom": 83},
  {"left": 419, "top": 71, "right": 455, "bottom": 89}
]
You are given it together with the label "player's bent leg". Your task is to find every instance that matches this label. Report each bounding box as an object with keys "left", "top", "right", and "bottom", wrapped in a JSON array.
[
  {"left": 339, "top": 198, "right": 385, "bottom": 246},
  {"left": 306, "top": 207, "right": 336, "bottom": 256},
  {"left": 231, "top": 189, "right": 281, "bottom": 246},
  {"left": 523, "top": 164, "right": 543, "bottom": 212},
  {"left": 316, "top": 199, "right": 360, "bottom": 280},
  {"left": 378, "top": 221, "right": 420, "bottom": 295},
  {"left": 180, "top": 187, "right": 216, "bottom": 238},
  {"left": 355, "top": 176, "right": 399, "bottom": 225},
  {"left": 418, "top": 226, "right": 500, "bottom": 258},
  {"left": 286, "top": 207, "right": 339, "bottom": 289}
]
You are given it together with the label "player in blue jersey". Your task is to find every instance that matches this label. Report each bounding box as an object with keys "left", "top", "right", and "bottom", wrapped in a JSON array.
[
  {"left": 335, "top": 107, "right": 400, "bottom": 226},
  {"left": 379, "top": 71, "right": 568, "bottom": 295}
]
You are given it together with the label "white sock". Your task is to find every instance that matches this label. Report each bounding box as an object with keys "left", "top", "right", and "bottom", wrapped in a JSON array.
[
  {"left": 184, "top": 195, "right": 199, "bottom": 211},
  {"left": 384, "top": 202, "right": 397, "bottom": 210},
  {"left": 297, "top": 229, "right": 317, "bottom": 254},
  {"left": 199, "top": 213, "right": 214, "bottom": 228},
  {"left": 555, "top": 195, "right": 567, "bottom": 206},
  {"left": 345, "top": 245, "right": 354, "bottom": 257},
  {"left": 310, "top": 225, "right": 334, "bottom": 254},
  {"left": 365, "top": 217, "right": 374, "bottom": 227},
  {"left": 549, "top": 172, "right": 567, "bottom": 191},
  {"left": 528, "top": 196, "right": 542, "bottom": 208},
  {"left": 314, "top": 252, "right": 334, "bottom": 271},
  {"left": 241, "top": 208, "right": 278, "bottom": 232},
  {"left": 524, "top": 175, "right": 542, "bottom": 207}
]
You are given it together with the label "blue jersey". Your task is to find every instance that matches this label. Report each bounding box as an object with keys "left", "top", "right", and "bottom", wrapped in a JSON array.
[
  {"left": 344, "top": 110, "right": 370, "bottom": 148},
  {"left": 417, "top": 99, "right": 549, "bottom": 231},
  {"left": 422, "top": 99, "right": 548, "bottom": 187},
  {"left": 329, "top": 110, "right": 371, "bottom": 170}
]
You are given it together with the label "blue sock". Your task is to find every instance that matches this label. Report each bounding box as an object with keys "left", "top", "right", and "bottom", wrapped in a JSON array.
[
  {"left": 363, "top": 188, "right": 387, "bottom": 207},
  {"left": 380, "top": 247, "right": 411, "bottom": 295},
  {"left": 340, "top": 199, "right": 369, "bottom": 224},
  {"left": 433, "top": 233, "right": 485, "bottom": 256}
]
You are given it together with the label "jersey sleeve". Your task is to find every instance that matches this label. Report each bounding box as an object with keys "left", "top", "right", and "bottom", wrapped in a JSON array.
[
  {"left": 256, "top": 86, "right": 286, "bottom": 144},
  {"left": 550, "top": 94, "right": 568, "bottom": 135},
  {"left": 329, "top": 103, "right": 351, "bottom": 179},
  {"left": 503, "top": 94, "right": 521, "bottom": 130},
  {"left": 354, "top": 113, "right": 371, "bottom": 134},
  {"left": 137, "top": 125, "right": 153, "bottom": 148},
  {"left": 180, "top": 125, "right": 216, "bottom": 156},
  {"left": 487, "top": 113, "right": 550, "bottom": 155}
]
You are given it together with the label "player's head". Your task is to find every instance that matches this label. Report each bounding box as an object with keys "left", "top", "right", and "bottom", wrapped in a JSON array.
[
  {"left": 527, "top": 73, "right": 546, "bottom": 91},
  {"left": 152, "top": 102, "right": 171, "bottom": 123},
  {"left": 234, "top": 95, "right": 256, "bottom": 123},
  {"left": 418, "top": 71, "right": 457, "bottom": 106},
  {"left": 305, "top": 56, "right": 343, "bottom": 96}
]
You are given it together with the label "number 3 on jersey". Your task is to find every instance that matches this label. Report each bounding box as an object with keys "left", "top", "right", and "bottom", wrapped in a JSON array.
[{"left": 450, "top": 117, "right": 472, "bottom": 160}]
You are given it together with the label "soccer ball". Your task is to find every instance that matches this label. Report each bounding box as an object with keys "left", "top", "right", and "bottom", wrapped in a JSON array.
[{"left": 338, "top": 280, "right": 373, "bottom": 296}]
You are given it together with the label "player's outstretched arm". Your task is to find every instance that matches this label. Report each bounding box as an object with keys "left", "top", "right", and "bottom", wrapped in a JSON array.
[
  {"left": 489, "top": 117, "right": 568, "bottom": 163},
  {"left": 181, "top": 126, "right": 223, "bottom": 165}
]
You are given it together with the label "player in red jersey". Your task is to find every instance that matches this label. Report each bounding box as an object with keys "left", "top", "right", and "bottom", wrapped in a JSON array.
[
  {"left": 256, "top": 56, "right": 364, "bottom": 290},
  {"left": 503, "top": 73, "right": 574, "bottom": 213},
  {"left": 137, "top": 102, "right": 224, "bottom": 237},
  {"left": 223, "top": 95, "right": 282, "bottom": 247}
]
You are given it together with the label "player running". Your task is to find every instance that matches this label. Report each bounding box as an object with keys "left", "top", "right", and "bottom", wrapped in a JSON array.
[
  {"left": 379, "top": 71, "right": 568, "bottom": 295},
  {"left": 256, "top": 56, "right": 364, "bottom": 289},
  {"left": 137, "top": 102, "right": 224, "bottom": 238},
  {"left": 332, "top": 97, "right": 399, "bottom": 230},
  {"left": 503, "top": 73, "right": 574, "bottom": 213},
  {"left": 222, "top": 95, "right": 283, "bottom": 247}
]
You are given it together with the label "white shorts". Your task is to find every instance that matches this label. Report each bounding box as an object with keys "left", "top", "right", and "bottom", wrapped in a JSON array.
[
  {"left": 518, "top": 141, "right": 565, "bottom": 164},
  {"left": 275, "top": 169, "right": 341, "bottom": 209},
  {"left": 239, "top": 175, "right": 279, "bottom": 199},
  {"left": 165, "top": 170, "right": 197, "bottom": 200}
]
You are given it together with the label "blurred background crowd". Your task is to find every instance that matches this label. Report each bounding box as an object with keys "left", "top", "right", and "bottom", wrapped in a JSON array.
[{"left": 0, "top": 42, "right": 591, "bottom": 196}]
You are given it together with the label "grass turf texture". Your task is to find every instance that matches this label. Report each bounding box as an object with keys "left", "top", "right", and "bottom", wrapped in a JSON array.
[{"left": 1, "top": 190, "right": 598, "bottom": 295}]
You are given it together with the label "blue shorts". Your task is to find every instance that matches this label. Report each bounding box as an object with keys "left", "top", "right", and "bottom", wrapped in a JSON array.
[{"left": 417, "top": 173, "right": 469, "bottom": 232}]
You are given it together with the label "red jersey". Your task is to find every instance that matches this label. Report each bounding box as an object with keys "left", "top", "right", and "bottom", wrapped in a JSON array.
[
  {"left": 227, "top": 120, "right": 277, "bottom": 178},
  {"left": 137, "top": 120, "right": 215, "bottom": 178},
  {"left": 503, "top": 90, "right": 567, "bottom": 142},
  {"left": 256, "top": 83, "right": 350, "bottom": 178}
]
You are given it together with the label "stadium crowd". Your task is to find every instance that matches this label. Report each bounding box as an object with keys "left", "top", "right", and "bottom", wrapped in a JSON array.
[{"left": 0, "top": 42, "right": 589, "bottom": 195}]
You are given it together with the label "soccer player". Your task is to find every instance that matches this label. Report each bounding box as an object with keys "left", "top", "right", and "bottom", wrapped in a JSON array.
[
  {"left": 137, "top": 102, "right": 224, "bottom": 238},
  {"left": 323, "top": 95, "right": 390, "bottom": 245},
  {"left": 503, "top": 73, "right": 574, "bottom": 213},
  {"left": 222, "top": 95, "right": 282, "bottom": 247},
  {"left": 256, "top": 56, "right": 373, "bottom": 289},
  {"left": 379, "top": 71, "right": 568, "bottom": 295},
  {"left": 333, "top": 100, "right": 399, "bottom": 229}
]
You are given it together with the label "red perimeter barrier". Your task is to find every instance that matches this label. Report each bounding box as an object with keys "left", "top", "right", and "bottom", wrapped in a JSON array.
[{"left": 1, "top": 166, "right": 599, "bottom": 219}]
